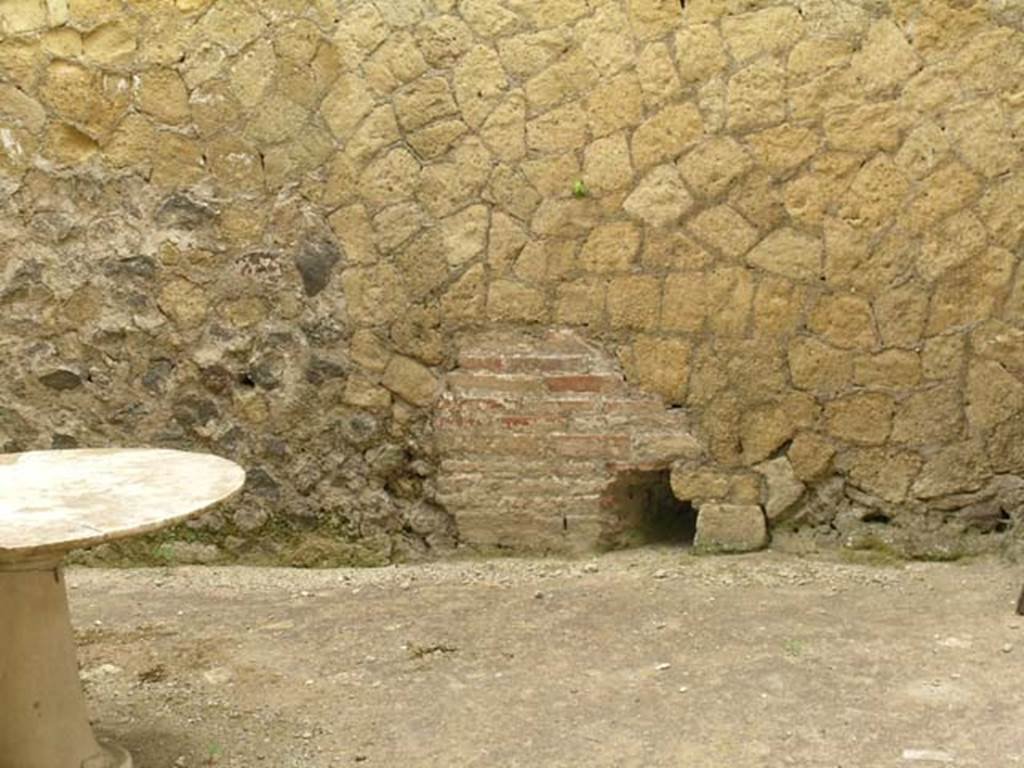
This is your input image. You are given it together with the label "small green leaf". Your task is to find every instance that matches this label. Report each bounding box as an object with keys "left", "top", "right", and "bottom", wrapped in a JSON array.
[{"left": 572, "top": 179, "right": 589, "bottom": 198}]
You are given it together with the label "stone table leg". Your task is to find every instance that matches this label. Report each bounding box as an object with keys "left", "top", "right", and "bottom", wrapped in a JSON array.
[{"left": 0, "top": 560, "right": 132, "bottom": 768}]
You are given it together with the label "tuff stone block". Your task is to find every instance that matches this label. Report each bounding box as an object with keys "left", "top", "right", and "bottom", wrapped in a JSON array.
[{"left": 694, "top": 504, "right": 768, "bottom": 554}]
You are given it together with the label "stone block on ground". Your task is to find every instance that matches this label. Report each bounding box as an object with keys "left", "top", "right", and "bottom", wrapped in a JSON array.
[{"left": 694, "top": 504, "right": 768, "bottom": 554}]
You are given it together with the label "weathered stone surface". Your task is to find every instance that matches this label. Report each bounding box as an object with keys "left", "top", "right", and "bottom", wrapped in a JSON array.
[
  {"left": 675, "top": 24, "right": 727, "bottom": 84},
  {"left": 688, "top": 206, "right": 758, "bottom": 259},
  {"left": 979, "top": 173, "right": 1024, "bottom": 249},
  {"left": 826, "top": 393, "right": 894, "bottom": 445},
  {"left": 854, "top": 351, "right": 921, "bottom": 389},
  {"left": 0, "top": 84, "right": 46, "bottom": 131},
  {"left": 416, "top": 15, "right": 473, "bottom": 67},
  {"left": 850, "top": 20, "right": 920, "bottom": 93},
  {"left": 679, "top": 137, "right": 752, "bottom": 200},
  {"left": 875, "top": 282, "right": 929, "bottom": 348},
  {"left": 752, "top": 276, "right": 802, "bottom": 336},
  {"left": 631, "top": 102, "right": 704, "bottom": 170},
  {"left": 747, "top": 228, "right": 823, "bottom": 282},
  {"left": 754, "top": 457, "right": 805, "bottom": 522},
  {"left": 158, "top": 278, "right": 208, "bottom": 329},
  {"left": 43, "top": 123, "right": 98, "bottom": 165},
  {"left": 905, "top": 162, "right": 982, "bottom": 234},
  {"left": 322, "top": 74, "right": 374, "bottom": 139},
  {"left": 922, "top": 334, "right": 966, "bottom": 382},
  {"left": 824, "top": 101, "right": 908, "bottom": 153},
  {"left": 627, "top": 335, "right": 690, "bottom": 404},
  {"left": 943, "top": 99, "right": 1020, "bottom": 179},
  {"left": 670, "top": 464, "right": 731, "bottom": 504},
  {"left": 840, "top": 155, "right": 911, "bottom": 229},
  {"left": 586, "top": 71, "right": 643, "bottom": 137},
  {"left": 394, "top": 76, "right": 458, "bottom": 131},
  {"left": 927, "top": 248, "right": 1014, "bottom": 335},
  {"left": 990, "top": 414, "right": 1024, "bottom": 474},
  {"left": 739, "top": 394, "right": 817, "bottom": 465},
  {"left": 441, "top": 205, "right": 488, "bottom": 267},
  {"left": 381, "top": 355, "right": 439, "bottom": 407},
  {"left": 663, "top": 268, "right": 752, "bottom": 336},
  {"left": 844, "top": 447, "right": 921, "bottom": 504},
  {"left": 895, "top": 122, "right": 951, "bottom": 179},
  {"left": 454, "top": 45, "right": 507, "bottom": 129},
  {"left": 580, "top": 222, "right": 640, "bottom": 273},
  {"left": 787, "top": 433, "right": 835, "bottom": 483},
  {"left": 626, "top": 0, "right": 680, "bottom": 41},
  {"left": 636, "top": 42, "right": 680, "bottom": 107},
  {"left": 694, "top": 504, "right": 768, "bottom": 554},
  {"left": 891, "top": 385, "right": 963, "bottom": 447},
  {"left": 526, "top": 48, "right": 597, "bottom": 112},
  {"left": 913, "top": 441, "right": 991, "bottom": 499},
  {"left": 917, "top": 211, "right": 988, "bottom": 282},
  {"left": 583, "top": 133, "right": 634, "bottom": 193},
  {"left": 623, "top": 165, "right": 693, "bottom": 228},
  {"left": 607, "top": 276, "right": 660, "bottom": 331},
  {"left": 808, "top": 294, "right": 877, "bottom": 351},
  {"left": 555, "top": 279, "right": 605, "bottom": 326},
  {"left": 727, "top": 59, "right": 785, "bottom": 133},
  {"left": 480, "top": 95, "right": 525, "bottom": 162},
  {"left": 722, "top": 7, "right": 803, "bottom": 64},
  {"left": 342, "top": 265, "right": 407, "bottom": 325},
  {"left": 442, "top": 263, "right": 486, "bottom": 325},
  {"left": 747, "top": 125, "right": 819, "bottom": 177},
  {"left": 487, "top": 280, "right": 546, "bottom": 322},
  {"left": 788, "top": 38, "right": 853, "bottom": 79},
  {"left": 966, "top": 360, "right": 1024, "bottom": 430},
  {"left": 522, "top": 153, "right": 580, "bottom": 198},
  {"left": 525, "top": 102, "right": 588, "bottom": 153}
]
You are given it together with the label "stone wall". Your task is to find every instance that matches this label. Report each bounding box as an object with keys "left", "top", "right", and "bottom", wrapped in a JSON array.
[{"left": 1, "top": 0, "right": 1023, "bottom": 563}]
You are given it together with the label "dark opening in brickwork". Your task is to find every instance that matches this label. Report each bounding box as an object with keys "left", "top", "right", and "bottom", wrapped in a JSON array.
[{"left": 601, "top": 469, "right": 696, "bottom": 549}]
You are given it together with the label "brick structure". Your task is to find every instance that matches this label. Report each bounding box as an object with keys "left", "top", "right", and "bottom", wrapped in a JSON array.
[{"left": 436, "top": 330, "right": 713, "bottom": 552}]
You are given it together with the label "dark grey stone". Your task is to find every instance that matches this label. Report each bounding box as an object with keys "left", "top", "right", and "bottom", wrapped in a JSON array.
[
  {"left": 294, "top": 238, "right": 341, "bottom": 297},
  {"left": 39, "top": 369, "right": 82, "bottom": 390},
  {"left": 155, "top": 193, "right": 218, "bottom": 228}
]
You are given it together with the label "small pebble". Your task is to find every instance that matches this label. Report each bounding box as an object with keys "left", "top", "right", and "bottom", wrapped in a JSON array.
[
  {"left": 653, "top": 569, "right": 669, "bottom": 580},
  {"left": 533, "top": 591, "right": 545, "bottom": 600},
  {"left": 583, "top": 563, "right": 599, "bottom": 574},
  {"left": 678, "top": 686, "right": 689, "bottom": 693},
  {"left": 1002, "top": 643, "right": 1014, "bottom": 654},
  {"left": 656, "top": 662, "right": 671, "bottom": 671}
]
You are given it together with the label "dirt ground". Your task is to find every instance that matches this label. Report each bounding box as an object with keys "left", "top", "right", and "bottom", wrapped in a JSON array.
[{"left": 68, "top": 550, "right": 1024, "bottom": 768}]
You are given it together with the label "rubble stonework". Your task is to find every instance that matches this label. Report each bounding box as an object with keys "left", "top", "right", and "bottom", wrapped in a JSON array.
[{"left": 1, "top": 0, "right": 1023, "bottom": 561}]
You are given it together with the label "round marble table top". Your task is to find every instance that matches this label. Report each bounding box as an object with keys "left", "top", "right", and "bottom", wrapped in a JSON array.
[{"left": 0, "top": 449, "right": 246, "bottom": 563}]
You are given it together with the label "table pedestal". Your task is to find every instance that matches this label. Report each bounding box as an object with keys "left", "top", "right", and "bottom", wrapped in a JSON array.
[{"left": 0, "top": 561, "right": 132, "bottom": 768}]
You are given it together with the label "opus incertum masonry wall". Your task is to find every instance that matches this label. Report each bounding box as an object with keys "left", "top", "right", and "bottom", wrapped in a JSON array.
[{"left": 1, "top": 0, "right": 1023, "bottom": 563}]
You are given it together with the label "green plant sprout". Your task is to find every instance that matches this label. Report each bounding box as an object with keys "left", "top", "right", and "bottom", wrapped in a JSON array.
[{"left": 572, "top": 179, "right": 589, "bottom": 198}]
